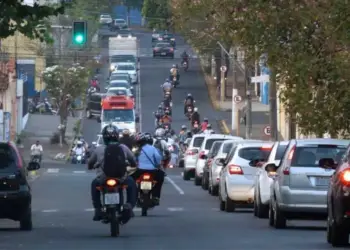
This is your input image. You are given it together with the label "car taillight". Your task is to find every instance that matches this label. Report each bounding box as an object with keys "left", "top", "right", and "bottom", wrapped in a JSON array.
[
  {"left": 228, "top": 165, "right": 243, "bottom": 175},
  {"left": 199, "top": 151, "right": 206, "bottom": 159},
  {"left": 340, "top": 169, "right": 350, "bottom": 186},
  {"left": 283, "top": 167, "right": 290, "bottom": 175},
  {"left": 169, "top": 48, "right": 173, "bottom": 52}
]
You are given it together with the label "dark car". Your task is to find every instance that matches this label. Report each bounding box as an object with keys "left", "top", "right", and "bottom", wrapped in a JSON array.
[
  {"left": 326, "top": 145, "right": 350, "bottom": 247},
  {"left": 159, "top": 33, "right": 176, "bottom": 47},
  {"left": 201, "top": 141, "right": 223, "bottom": 190},
  {"left": 0, "top": 142, "right": 40, "bottom": 230},
  {"left": 153, "top": 43, "right": 174, "bottom": 58},
  {"left": 86, "top": 92, "right": 105, "bottom": 119}
]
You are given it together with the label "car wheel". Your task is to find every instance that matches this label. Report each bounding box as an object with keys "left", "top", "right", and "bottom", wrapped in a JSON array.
[
  {"left": 178, "top": 159, "right": 184, "bottom": 168},
  {"left": 327, "top": 215, "right": 332, "bottom": 243},
  {"left": 201, "top": 173, "right": 208, "bottom": 190},
  {"left": 273, "top": 200, "right": 287, "bottom": 229},
  {"left": 256, "top": 186, "right": 269, "bottom": 218},
  {"left": 218, "top": 187, "right": 225, "bottom": 211},
  {"left": 194, "top": 175, "right": 201, "bottom": 186},
  {"left": 211, "top": 185, "right": 219, "bottom": 196},
  {"left": 183, "top": 170, "right": 191, "bottom": 181},
  {"left": 268, "top": 200, "right": 274, "bottom": 226},
  {"left": 225, "top": 191, "right": 236, "bottom": 212},
  {"left": 86, "top": 109, "right": 92, "bottom": 119},
  {"left": 330, "top": 219, "right": 349, "bottom": 246},
  {"left": 20, "top": 206, "right": 33, "bottom": 231}
]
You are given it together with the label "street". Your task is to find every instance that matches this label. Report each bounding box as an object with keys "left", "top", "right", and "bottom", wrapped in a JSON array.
[{"left": 0, "top": 29, "right": 340, "bottom": 250}]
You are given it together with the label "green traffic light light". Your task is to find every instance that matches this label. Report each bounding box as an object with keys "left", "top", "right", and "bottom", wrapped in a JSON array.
[{"left": 75, "top": 34, "right": 84, "bottom": 44}]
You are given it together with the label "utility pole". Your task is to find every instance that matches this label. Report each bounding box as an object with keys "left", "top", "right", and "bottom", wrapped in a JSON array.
[
  {"left": 245, "top": 66, "right": 252, "bottom": 139},
  {"left": 219, "top": 44, "right": 225, "bottom": 103},
  {"left": 269, "top": 69, "right": 278, "bottom": 140}
]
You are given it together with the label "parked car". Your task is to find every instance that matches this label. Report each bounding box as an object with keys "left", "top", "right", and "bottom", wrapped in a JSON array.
[
  {"left": 0, "top": 142, "right": 40, "bottom": 230},
  {"left": 267, "top": 138, "right": 349, "bottom": 229},
  {"left": 194, "top": 134, "right": 242, "bottom": 186},
  {"left": 201, "top": 141, "right": 224, "bottom": 190},
  {"left": 326, "top": 143, "right": 350, "bottom": 247},
  {"left": 183, "top": 134, "right": 206, "bottom": 180},
  {"left": 153, "top": 42, "right": 174, "bottom": 58},
  {"left": 253, "top": 141, "right": 289, "bottom": 218},
  {"left": 218, "top": 141, "right": 273, "bottom": 212}
]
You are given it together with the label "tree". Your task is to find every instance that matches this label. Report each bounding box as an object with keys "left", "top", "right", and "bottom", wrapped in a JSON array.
[
  {"left": 0, "top": 0, "right": 65, "bottom": 42},
  {"left": 142, "top": 0, "right": 171, "bottom": 29},
  {"left": 42, "top": 64, "right": 89, "bottom": 143}
]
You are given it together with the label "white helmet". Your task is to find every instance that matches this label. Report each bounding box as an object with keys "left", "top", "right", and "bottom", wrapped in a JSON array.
[
  {"left": 155, "top": 128, "right": 165, "bottom": 137},
  {"left": 194, "top": 107, "right": 198, "bottom": 112}
]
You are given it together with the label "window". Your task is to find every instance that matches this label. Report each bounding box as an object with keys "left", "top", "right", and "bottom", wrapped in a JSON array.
[
  {"left": 238, "top": 147, "right": 271, "bottom": 161},
  {"left": 117, "top": 65, "right": 135, "bottom": 71},
  {"left": 291, "top": 145, "right": 346, "bottom": 167},
  {"left": 209, "top": 141, "right": 223, "bottom": 157},
  {"left": 193, "top": 137, "right": 204, "bottom": 147},
  {"left": 223, "top": 142, "right": 233, "bottom": 154},
  {"left": 109, "top": 82, "right": 130, "bottom": 89},
  {"left": 103, "top": 109, "right": 134, "bottom": 122},
  {"left": 156, "top": 43, "right": 170, "bottom": 48},
  {"left": 205, "top": 139, "right": 226, "bottom": 150},
  {"left": 0, "top": 143, "right": 17, "bottom": 171},
  {"left": 275, "top": 144, "right": 288, "bottom": 160},
  {"left": 224, "top": 146, "right": 237, "bottom": 165}
]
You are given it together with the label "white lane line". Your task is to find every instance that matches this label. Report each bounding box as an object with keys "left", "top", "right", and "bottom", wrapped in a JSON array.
[
  {"left": 47, "top": 168, "right": 59, "bottom": 173},
  {"left": 166, "top": 176, "right": 185, "bottom": 195},
  {"left": 42, "top": 209, "right": 59, "bottom": 213},
  {"left": 73, "top": 171, "right": 86, "bottom": 174},
  {"left": 167, "top": 207, "right": 184, "bottom": 212},
  {"left": 84, "top": 208, "right": 94, "bottom": 212}
]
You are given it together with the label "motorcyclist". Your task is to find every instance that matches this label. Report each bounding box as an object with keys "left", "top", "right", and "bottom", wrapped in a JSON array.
[
  {"left": 131, "top": 133, "right": 165, "bottom": 205},
  {"left": 178, "top": 125, "right": 187, "bottom": 151},
  {"left": 181, "top": 50, "right": 189, "bottom": 65},
  {"left": 191, "top": 107, "right": 200, "bottom": 126},
  {"left": 192, "top": 121, "right": 201, "bottom": 134},
  {"left": 161, "top": 79, "right": 172, "bottom": 94},
  {"left": 203, "top": 124, "right": 215, "bottom": 134},
  {"left": 30, "top": 140, "right": 43, "bottom": 163},
  {"left": 162, "top": 97, "right": 172, "bottom": 112},
  {"left": 119, "top": 129, "right": 134, "bottom": 150},
  {"left": 154, "top": 105, "right": 164, "bottom": 127},
  {"left": 90, "top": 76, "right": 100, "bottom": 91},
  {"left": 88, "top": 124, "right": 137, "bottom": 222},
  {"left": 201, "top": 118, "right": 209, "bottom": 131},
  {"left": 170, "top": 64, "right": 180, "bottom": 82},
  {"left": 73, "top": 141, "right": 86, "bottom": 156},
  {"left": 184, "top": 93, "right": 195, "bottom": 114},
  {"left": 160, "top": 110, "right": 172, "bottom": 124},
  {"left": 153, "top": 128, "right": 171, "bottom": 170}
]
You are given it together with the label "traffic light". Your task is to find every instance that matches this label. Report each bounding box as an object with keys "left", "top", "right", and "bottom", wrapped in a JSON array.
[{"left": 72, "top": 21, "right": 87, "bottom": 45}]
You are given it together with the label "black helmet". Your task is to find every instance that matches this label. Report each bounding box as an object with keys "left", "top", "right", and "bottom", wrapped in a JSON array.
[
  {"left": 186, "top": 130, "right": 192, "bottom": 138},
  {"left": 102, "top": 124, "right": 119, "bottom": 144},
  {"left": 144, "top": 133, "right": 153, "bottom": 145}
]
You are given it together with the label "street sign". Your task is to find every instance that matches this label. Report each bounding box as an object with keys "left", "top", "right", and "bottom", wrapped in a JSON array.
[
  {"left": 233, "top": 95, "right": 242, "bottom": 104},
  {"left": 220, "top": 66, "right": 227, "bottom": 72},
  {"left": 264, "top": 126, "right": 271, "bottom": 136}
]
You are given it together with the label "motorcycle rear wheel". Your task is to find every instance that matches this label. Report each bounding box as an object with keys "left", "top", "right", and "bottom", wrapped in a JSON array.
[
  {"left": 109, "top": 208, "right": 120, "bottom": 237},
  {"left": 141, "top": 207, "right": 148, "bottom": 216}
]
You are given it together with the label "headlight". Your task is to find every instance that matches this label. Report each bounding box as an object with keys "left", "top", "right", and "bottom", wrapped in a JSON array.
[{"left": 110, "top": 65, "right": 115, "bottom": 71}]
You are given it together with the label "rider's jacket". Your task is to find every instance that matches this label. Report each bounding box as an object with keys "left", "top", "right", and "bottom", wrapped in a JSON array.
[{"left": 137, "top": 144, "right": 162, "bottom": 170}]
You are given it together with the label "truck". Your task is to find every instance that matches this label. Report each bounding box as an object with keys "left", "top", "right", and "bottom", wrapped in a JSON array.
[{"left": 109, "top": 36, "right": 139, "bottom": 73}]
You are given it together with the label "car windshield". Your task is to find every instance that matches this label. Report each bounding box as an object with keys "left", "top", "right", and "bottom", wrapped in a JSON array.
[
  {"left": 205, "top": 139, "right": 226, "bottom": 150},
  {"left": 110, "top": 74, "right": 129, "bottom": 81},
  {"left": 223, "top": 142, "right": 233, "bottom": 153},
  {"left": 156, "top": 43, "right": 170, "bottom": 48},
  {"left": 291, "top": 145, "right": 347, "bottom": 166},
  {"left": 109, "top": 82, "right": 129, "bottom": 88},
  {"left": 193, "top": 137, "right": 204, "bottom": 147},
  {"left": 103, "top": 109, "right": 134, "bottom": 122},
  {"left": 238, "top": 147, "right": 271, "bottom": 161},
  {"left": 101, "top": 15, "right": 110, "bottom": 18},
  {"left": 275, "top": 144, "right": 288, "bottom": 160},
  {"left": 0, "top": 144, "right": 16, "bottom": 172},
  {"left": 117, "top": 65, "right": 135, "bottom": 71},
  {"left": 111, "top": 55, "right": 136, "bottom": 63},
  {"left": 107, "top": 89, "right": 128, "bottom": 96}
]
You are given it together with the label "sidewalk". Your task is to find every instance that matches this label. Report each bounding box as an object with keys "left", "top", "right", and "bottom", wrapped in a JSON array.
[{"left": 19, "top": 113, "right": 80, "bottom": 164}]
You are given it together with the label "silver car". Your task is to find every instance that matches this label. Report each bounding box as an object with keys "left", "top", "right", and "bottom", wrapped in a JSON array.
[
  {"left": 218, "top": 141, "right": 274, "bottom": 212},
  {"left": 267, "top": 138, "right": 349, "bottom": 229}
]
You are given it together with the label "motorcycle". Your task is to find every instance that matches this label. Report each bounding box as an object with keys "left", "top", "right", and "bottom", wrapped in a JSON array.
[
  {"left": 164, "top": 91, "right": 172, "bottom": 104},
  {"left": 136, "top": 173, "right": 156, "bottom": 216},
  {"left": 72, "top": 153, "right": 86, "bottom": 164},
  {"left": 171, "top": 75, "right": 179, "bottom": 88},
  {"left": 192, "top": 121, "right": 201, "bottom": 134},
  {"left": 96, "top": 177, "right": 125, "bottom": 236},
  {"left": 182, "top": 60, "right": 189, "bottom": 71},
  {"left": 164, "top": 106, "right": 172, "bottom": 116},
  {"left": 29, "top": 155, "right": 41, "bottom": 169},
  {"left": 185, "top": 105, "right": 194, "bottom": 120},
  {"left": 162, "top": 123, "right": 171, "bottom": 130}
]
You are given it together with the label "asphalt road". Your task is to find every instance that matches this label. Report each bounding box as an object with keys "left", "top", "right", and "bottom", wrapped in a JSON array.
[{"left": 0, "top": 27, "right": 343, "bottom": 250}]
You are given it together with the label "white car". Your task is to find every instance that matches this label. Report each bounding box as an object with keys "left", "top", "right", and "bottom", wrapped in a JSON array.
[
  {"left": 253, "top": 141, "right": 289, "bottom": 218},
  {"left": 113, "top": 63, "right": 138, "bottom": 84},
  {"left": 194, "top": 134, "right": 242, "bottom": 186},
  {"left": 183, "top": 134, "right": 206, "bottom": 180},
  {"left": 218, "top": 141, "right": 274, "bottom": 212},
  {"left": 99, "top": 14, "right": 112, "bottom": 24}
]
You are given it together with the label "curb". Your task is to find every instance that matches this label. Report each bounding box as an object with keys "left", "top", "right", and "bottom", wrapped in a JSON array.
[{"left": 199, "top": 59, "right": 220, "bottom": 111}]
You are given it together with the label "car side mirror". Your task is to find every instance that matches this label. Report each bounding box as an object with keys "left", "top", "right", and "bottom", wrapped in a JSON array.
[
  {"left": 265, "top": 163, "right": 278, "bottom": 173},
  {"left": 97, "top": 117, "right": 101, "bottom": 123},
  {"left": 215, "top": 158, "right": 224, "bottom": 166},
  {"left": 319, "top": 158, "right": 337, "bottom": 169},
  {"left": 27, "top": 162, "right": 40, "bottom": 171},
  {"left": 135, "top": 116, "right": 140, "bottom": 123}
]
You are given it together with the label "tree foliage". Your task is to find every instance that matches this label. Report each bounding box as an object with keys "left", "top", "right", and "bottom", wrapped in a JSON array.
[
  {"left": 42, "top": 64, "right": 89, "bottom": 140},
  {"left": 172, "top": 0, "right": 350, "bottom": 137},
  {"left": 142, "top": 0, "right": 171, "bottom": 29},
  {"left": 0, "top": 0, "right": 65, "bottom": 42}
]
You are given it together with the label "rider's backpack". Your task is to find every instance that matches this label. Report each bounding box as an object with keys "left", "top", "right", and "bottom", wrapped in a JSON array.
[{"left": 103, "top": 144, "right": 127, "bottom": 178}]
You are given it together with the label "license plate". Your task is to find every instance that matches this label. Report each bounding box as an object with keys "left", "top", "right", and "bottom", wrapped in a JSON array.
[
  {"left": 170, "top": 102, "right": 173, "bottom": 107},
  {"left": 173, "top": 77, "right": 176, "bottom": 80},
  {"left": 104, "top": 193, "right": 120, "bottom": 205},
  {"left": 140, "top": 181, "right": 152, "bottom": 190},
  {"left": 316, "top": 177, "right": 329, "bottom": 186},
  {"left": 161, "top": 52, "right": 166, "bottom": 55}
]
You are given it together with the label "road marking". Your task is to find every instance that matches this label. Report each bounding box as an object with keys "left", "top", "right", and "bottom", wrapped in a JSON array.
[
  {"left": 84, "top": 208, "right": 94, "bottom": 212},
  {"left": 42, "top": 209, "right": 59, "bottom": 213},
  {"left": 167, "top": 207, "right": 184, "bottom": 212},
  {"left": 73, "top": 171, "right": 86, "bottom": 174},
  {"left": 47, "top": 168, "right": 59, "bottom": 173},
  {"left": 166, "top": 176, "right": 185, "bottom": 195}
]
